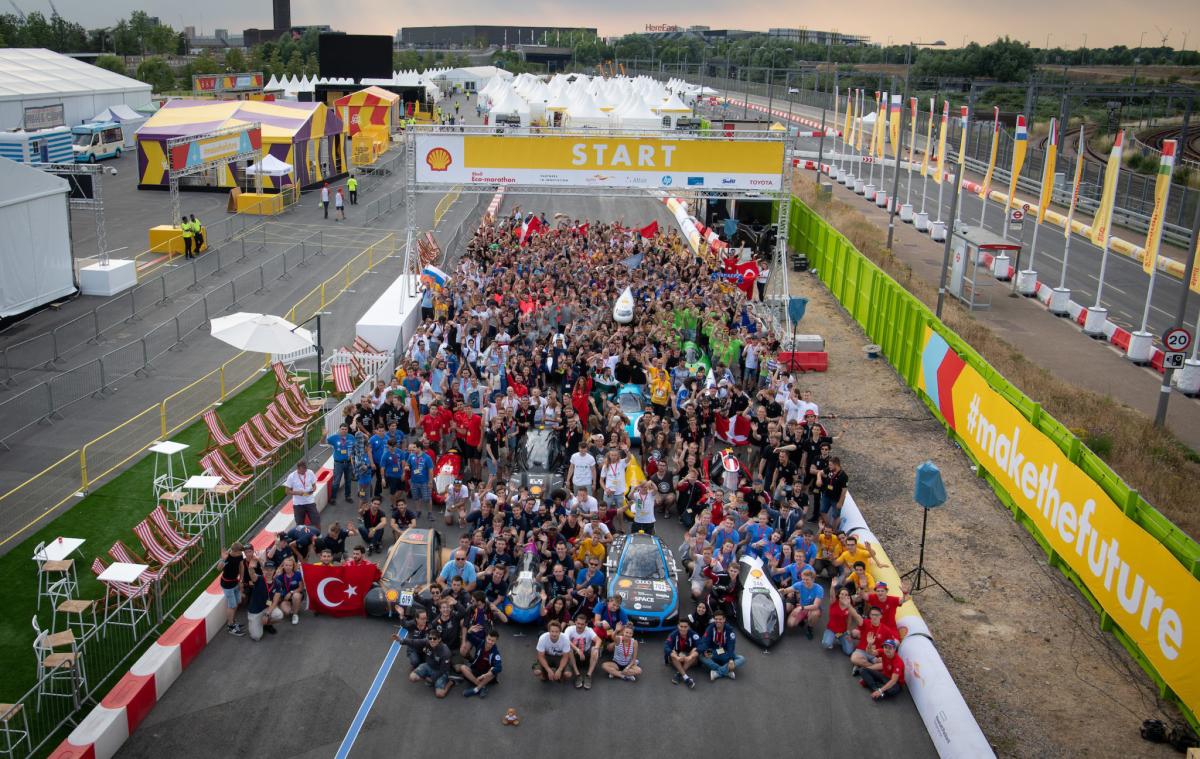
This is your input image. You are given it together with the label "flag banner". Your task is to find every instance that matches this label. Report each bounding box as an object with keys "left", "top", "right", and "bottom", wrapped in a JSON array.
[
  {"left": 420, "top": 265, "right": 450, "bottom": 290},
  {"left": 1064, "top": 125, "right": 1086, "bottom": 239},
  {"left": 1190, "top": 239, "right": 1200, "bottom": 294},
  {"left": 832, "top": 86, "right": 840, "bottom": 143},
  {"left": 843, "top": 91, "right": 854, "bottom": 150},
  {"left": 1143, "top": 140, "right": 1177, "bottom": 274},
  {"left": 1005, "top": 114, "right": 1028, "bottom": 210},
  {"left": 921, "top": 98, "right": 934, "bottom": 176},
  {"left": 934, "top": 100, "right": 949, "bottom": 185},
  {"left": 908, "top": 97, "right": 919, "bottom": 166},
  {"left": 519, "top": 214, "right": 544, "bottom": 245},
  {"left": 854, "top": 90, "right": 864, "bottom": 152},
  {"left": 620, "top": 251, "right": 644, "bottom": 269},
  {"left": 979, "top": 106, "right": 1000, "bottom": 198},
  {"left": 889, "top": 92, "right": 902, "bottom": 155},
  {"left": 875, "top": 92, "right": 887, "bottom": 159},
  {"left": 1089, "top": 130, "right": 1125, "bottom": 247},
  {"left": 638, "top": 220, "right": 659, "bottom": 239},
  {"left": 956, "top": 105, "right": 969, "bottom": 168},
  {"left": 721, "top": 256, "right": 760, "bottom": 298},
  {"left": 1037, "top": 118, "right": 1059, "bottom": 223},
  {"left": 714, "top": 412, "right": 751, "bottom": 446},
  {"left": 303, "top": 562, "right": 382, "bottom": 618}
]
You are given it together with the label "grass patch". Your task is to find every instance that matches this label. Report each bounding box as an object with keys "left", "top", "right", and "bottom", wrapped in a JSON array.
[
  {"left": 794, "top": 178, "right": 1200, "bottom": 540},
  {"left": 0, "top": 371, "right": 283, "bottom": 703}
]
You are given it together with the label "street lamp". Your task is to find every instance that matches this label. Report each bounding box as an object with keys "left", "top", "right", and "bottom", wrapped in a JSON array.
[{"left": 886, "top": 40, "right": 945, "bottom": 252}]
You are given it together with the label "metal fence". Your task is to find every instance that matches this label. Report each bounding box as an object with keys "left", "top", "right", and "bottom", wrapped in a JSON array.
[{"left": 7, "top": 421, "right": 320, "bottom": 758}]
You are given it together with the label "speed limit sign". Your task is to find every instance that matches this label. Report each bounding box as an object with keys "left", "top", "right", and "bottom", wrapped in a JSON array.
[{"left": 1162, "top": 326, "right": 1193, "bottom": 353}]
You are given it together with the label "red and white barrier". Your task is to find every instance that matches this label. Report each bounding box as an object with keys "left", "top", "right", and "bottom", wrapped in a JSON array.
[
  {"left": 49, "top": 461, "right": 335, "bottom": 759},
  {"left": 719, "top": 97, "right": 843, "bottom": 136},
  {"left": 483, "top": 186, "right": 505, "bottom": 226}
]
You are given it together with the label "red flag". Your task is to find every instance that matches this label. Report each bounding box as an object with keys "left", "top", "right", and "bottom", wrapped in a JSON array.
[
  {"left": 519, "top": 215, "right": 544, "bottom": 245},
  {"left": 639, "top": 220, "right": 659, "bottom": 239},
  {"left": 713, "top": 412, "right": 751, "bottom": 446},
  {"left": 576, "top": 222, "right": 589, "bottom": 236},
  {"left": 302, "top": 562, "right": 381, "bottom": 617},
  {"left": 721, "top": 257, "right": 760, "bottom": 298}
]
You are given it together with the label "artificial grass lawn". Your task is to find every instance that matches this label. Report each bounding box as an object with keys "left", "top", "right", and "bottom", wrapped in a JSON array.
[{"left": 0, "top": 371, "right": 285, "bottom": 702}]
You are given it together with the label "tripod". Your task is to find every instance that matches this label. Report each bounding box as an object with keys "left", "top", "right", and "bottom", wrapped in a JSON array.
[{"left": 900, "top": 505, "right": 954, "bottom": 599}]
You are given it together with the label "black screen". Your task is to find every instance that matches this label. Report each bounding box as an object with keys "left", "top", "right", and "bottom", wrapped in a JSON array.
[
  {"left": 50, "top": 173, "right": 94, "bottom": 200},
  {"left": 318, "top": 34, "right": 392, "bottom": 80}
]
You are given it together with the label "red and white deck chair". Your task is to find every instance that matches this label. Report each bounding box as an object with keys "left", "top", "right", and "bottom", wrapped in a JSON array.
[
  {"left": 107, "top": 540, "right": 172, "bottom": 583},
  {"left": 275, "top": 392, "right": 312, "bottom": 428},
  {"left": 91, "top": 557, "right": 152, "bottom": 616},
  {"left": 200, "top": 450, "right": 251, "bottom": 488},
  {"left": 286, "top": 381, "right": 325, "bottom": 416},
  {"left": 233, "top": 426, "right": 273, "bottom": 469},
  {"left": 252, "top": 413, "right": 290, "bottom": 450},
  {"left": 202, "top": 408, "right": 235, "bottom": 449},
  {"left": 351, "top": 336, "right": 384, "bottom": 355},
  {"left": 330, "top": 361, "right": 357, "bottom": 395},
  {"left": 266, "top": 403, "right": 305, "bottom": 438},
  {"left": 133, "top": 519, "right": 193, "bottom": 573},
  {"left": 271, "top": 360, "right": 304, "bottom": 390},
  {"left": 149, "top": 505, "right": 201, "bottom": 561}
]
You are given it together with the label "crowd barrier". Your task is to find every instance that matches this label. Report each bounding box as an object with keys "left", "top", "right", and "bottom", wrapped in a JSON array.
[{"left": 789, "top": 195, "right": 1200, "bottom": 728}]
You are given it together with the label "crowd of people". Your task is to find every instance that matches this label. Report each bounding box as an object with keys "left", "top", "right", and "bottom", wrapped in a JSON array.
[{"left": 220, "top": 204, "right": 910, "bottom": 703}]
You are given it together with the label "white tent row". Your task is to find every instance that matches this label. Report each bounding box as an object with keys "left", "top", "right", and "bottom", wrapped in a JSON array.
[
  {"left": 479, "top": 73, "right": 699, "bottom": 129},
  {"left": 264, "top": 71, "right": 441, "bottom": 101}
]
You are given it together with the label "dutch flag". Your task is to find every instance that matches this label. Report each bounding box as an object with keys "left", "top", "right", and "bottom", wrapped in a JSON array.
[{"left": 1014, "top": 115, "right": 1028, "bottom": 143}]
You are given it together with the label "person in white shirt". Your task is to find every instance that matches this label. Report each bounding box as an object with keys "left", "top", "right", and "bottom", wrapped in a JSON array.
[
  {"left": 568, "top": 488, "right": 599, "bottom": 517},
  {"left": 630, "top": 481, "right": 657, "bottom": 535},
  {"left": 599, "top": 448, "right": 629, "bottom": 529},
  {"left": 582, "top": 513, "right": 612, "bottom": 545},
  {"left": 567, "top": 442, "right": 598, "bottom": 494},
  {"left": 565, "top": 613, "right": 601, "bottom": 689},
  {"left": 533, "top": 621, "right": 572, "bottom": 683},
  {"left": 284, "top": 460, "right": 319, "bottom": 529}
]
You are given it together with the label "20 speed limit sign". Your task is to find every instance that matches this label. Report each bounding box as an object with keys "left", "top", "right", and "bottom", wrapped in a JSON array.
[{"left": 1162, "top": 327, "right": 1193, "bottom": 353}]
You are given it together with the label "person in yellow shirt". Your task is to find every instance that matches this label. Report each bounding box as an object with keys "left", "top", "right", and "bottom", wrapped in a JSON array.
[
  {"left": 843, "top": 561, "right": 876, "bottom": 611},
  {"left": 574, "top": 534, "right": 606, "bottom": 569},
  {"left": 647, "top": 363, "right": 672, "bottom": 418},
  {"left": 834, "top": 534, "right": 889, "bottom": 585},
  {"left": 814, "top": 525, "right": 844, "bottom": 579}
]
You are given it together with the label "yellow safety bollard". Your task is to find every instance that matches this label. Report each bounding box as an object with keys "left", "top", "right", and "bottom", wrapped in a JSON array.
[
  {"left": 220, "top": 366, "right": 226, "bottom": 400},
  {"left": 160, "top": 404, "right": 167, "bottom": 437},
  {"left": 79, "top": 450, "right": 88, "bottom": 493}
]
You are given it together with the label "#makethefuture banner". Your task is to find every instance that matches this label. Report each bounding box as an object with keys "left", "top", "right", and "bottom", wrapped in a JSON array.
[
  {"left": 1142, "top": 140, "right": 1176, "bottom": 275},
  {"left": 917, "top": 326, "right": 1199, "bottom": 713},
  {"left": 413, "top": 134, "right": 786, "bottom": 191},
  {"left": 1090, "top": 130, "right": 1125, "bottom": 247},
  {"left": 978, "top": 107, "right": 1000, "bottom": 199}
]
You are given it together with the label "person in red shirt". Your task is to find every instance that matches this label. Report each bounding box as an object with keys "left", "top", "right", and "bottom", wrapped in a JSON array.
[
  {"left": 866, "top": 580, "right": 910, "bottom": 630},
  {"left": 822, "top": 586, "right": 863, "bottom": 656},
  {"left": 850, "top": 605, "right": 898, "bottom": 670},
  {"left": 421, "top": 402, "right": 452, "bottom": 453},
  {"left": 453, "top": 408, "right": 484, "bottom": 482},
  {"left": 860, "top": 638, "right": 905, "bottom": 700},
  {"left": 570, "top": 377, "right": 595, "bottom": 430}
]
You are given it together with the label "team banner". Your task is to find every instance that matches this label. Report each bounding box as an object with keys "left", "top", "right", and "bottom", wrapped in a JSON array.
[
  {"left": 1005, "top": 114, "right": 1028, "bottom": 209},
  {"left": 918, "top": 326, "right": 1199, "bottom": 712},
  {"left": 1037, "top": 117, "right": 1058, "bottom": 223},
  {"left": 1089, "top": 130, "right": 1125, "bottom": 246},
  {"left": 933, "top": 100, "right": 949, "bottom": 185},
  {"left": 978, "top": 107, "right": 1000, "bottom": 199},
  {"left": 908, "top": 97, "right": 918, "bottom": 167},
  {"left": 1143, "top": 140, "right": 1177, "bottom": 275},
  {"left": 169, "top": 126, "right": 261, "bottom": 172},
  {"left": 921, "top": 98, "right": 934, "bottom": 176},
  {"left": 193, "top": 72, "right": 265, "bottom": 93},
  {"left": 889, "top": 93, "right": 902, "bottom": 156},
  {"left": 1064, "top": 125, "right": 1086, "bottom": 239},
  {"left": 413, "top": 133, "right": 786, "bottom": 191},
  {"left": 843, "top": 91, "right": 854, "bottom": 151}
]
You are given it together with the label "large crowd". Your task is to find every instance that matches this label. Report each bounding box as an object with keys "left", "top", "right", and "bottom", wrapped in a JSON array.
[{"left": 220, "top": 205, "right": 909, "bottom": 702}]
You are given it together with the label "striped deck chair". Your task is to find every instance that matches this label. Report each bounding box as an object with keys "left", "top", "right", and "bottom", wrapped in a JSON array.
[
  {"left": 202, "top": 408, "right": 235, "bottom": 449},
  {"left": 149, "top": 506, "right": 201, "bottom": 560},
  {"left": 275, "top": 393, "right": 310, "bottom": 428},
  {"left": 233, "top": 427, "right": 272, "bottom": 468},
  {"left": 252, "top": 413, "right": 289, "bottom": 449},
  {"left": 200, "top": 449, "right": 251, "bottom": 488},
  {"left": 331, "top": 362, "right": 356, "bottom": 395},
  {"left": 287, "top": 381, "right": 324, "bottom": 414},
  {"left": 266, "top": 403, "right": 304, "bottom": 437},
  {"left": 271, "top": 361, "right": 304, "bottom": 390},
  {"left": 346, "top": 352, "right": 369, "bottom": 382},
  {"left": 351, "top": 336, "right": 383, "bottom": 354},
  {"left": 107, "top": 541, "right": 168, "bottom": 583},
  {"left": 91, "top": 557, "right": 152, "bottom": 613},
  {"left": 133, "top": 520, "right": 192, "bottom": 573}
]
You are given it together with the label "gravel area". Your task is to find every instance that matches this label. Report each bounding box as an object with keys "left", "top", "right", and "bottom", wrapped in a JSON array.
[{"left": 786, "top": 267, "right": 1182, "bottom": 758}]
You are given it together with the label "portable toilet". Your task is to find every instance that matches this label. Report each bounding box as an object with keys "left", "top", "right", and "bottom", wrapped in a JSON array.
[{"left": 0, "top": 126, "right": 73, "bottom": 164}]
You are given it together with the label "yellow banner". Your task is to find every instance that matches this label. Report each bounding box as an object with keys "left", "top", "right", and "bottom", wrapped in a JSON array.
[
  {"left": 1191, "top": 241, "right": 1200, "bottom": 294},
  {"left": 908, "top": 97, "right": 918, "bottom": 168},
  {"left": 933, "top": 100, "right": 949, "bottom": 185},
  {"left": 1037, "top": 118, "right": 1058, "bottom": 223},
  {"left": 1005, "top": 114, "right": 1028, "bottom": 212},
  {"left": 1064, "top": 126, "right": 1086, "bottom": 239},
  {"left": 978, "top": 107, "right": 1000, "bottom": 198},
  {"left": 921, "top": 98, "right": 934, "bottom": 176},
  {"left": 1090, "top": 130, "right": 1125, "bottom": 247},
  {"left": 872, "top": 91, "right": 884, "bottom": 160},
  {"left": 855, "top": 90, "right": 864, "bottom": 153},
  {"left": 889, "top": 94, "right": 901, "bottom": 158},
  {"left": 1143, "top": 140, "right": 1177, "bottom": 275},
  {"left": 956, "top": 105, "right": 968, "bottom": 167},
  {"left": 843, "top": 91, "right": 854, "bottom": 151},
  {"left": 918, "top": 326, "right": 1200, "bottom": 713}
]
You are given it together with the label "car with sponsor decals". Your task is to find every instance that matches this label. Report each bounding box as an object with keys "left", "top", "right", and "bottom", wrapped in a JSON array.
[
  {"left": 364, "top": 528, "right": 448, "bottom": 618},
  {"left": 605, "top": 533, "right": 680, "bottom": 631}
]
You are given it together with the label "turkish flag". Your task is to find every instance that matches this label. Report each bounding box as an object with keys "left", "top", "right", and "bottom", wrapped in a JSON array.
[
  {"left": 302, "top": 562, "right": 381, "bottom": 617},
  {"left": 577, "top": 222, "right": 589, "bottom": 237},
  {"left": 713, "top": 412, "right": 751, "bottom": 446},
  {"left": 722, "top": 257, "right": 760, "bottom": 298},
  {"left": 639, "top": 220, "right": 659, "bottom": 239}
]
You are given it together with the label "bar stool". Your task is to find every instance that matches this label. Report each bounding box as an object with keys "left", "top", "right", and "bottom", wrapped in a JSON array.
[
  {"left": 34, "top": 542, "right": 77, "bottom": 612},
  {"left": 55, "top": 599, "right": 99, "bottom": 639},
  {"left": 0, "top": 704, "right": 30, "bottom": 759},
  {"left": 32, "top": 623, "right": 85, "bottom": 709}
]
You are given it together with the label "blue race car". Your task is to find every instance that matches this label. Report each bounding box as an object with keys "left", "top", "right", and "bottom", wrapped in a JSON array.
[
  {"left": 503, "top": 550, "right": 544, "bottom": 624},
  {"left": 605, "top": 533, "right": 680, "bottom": 631},
  {"left": 616, "top": 384, "right": 646, "bottom": 445}
]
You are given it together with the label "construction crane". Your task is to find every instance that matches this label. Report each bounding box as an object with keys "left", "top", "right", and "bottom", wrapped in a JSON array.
[
  {"left": 8, "top": 0, "right": 26, "bottom": 21},
  {"left": 1155, "top": 25, "right": 1172, "bottom": 47},
  {"left": 46, "top": 0, "right": 59, "bottom": 17}
]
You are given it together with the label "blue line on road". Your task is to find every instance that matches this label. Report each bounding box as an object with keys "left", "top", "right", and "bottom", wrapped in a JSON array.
[{"left": 335, "top": 636, "right": 403, "bottom": 759}]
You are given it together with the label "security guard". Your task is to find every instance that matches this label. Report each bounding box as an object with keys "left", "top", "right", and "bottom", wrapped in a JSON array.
[
  {"left": 347, "top": 174, "right": 358, "bottom": 205},
  {"left": 180, "top": 215, "right": 193, "bottom": 259},
  {"left": 189, "top": 214, "right": 204, "bottom": 253}
]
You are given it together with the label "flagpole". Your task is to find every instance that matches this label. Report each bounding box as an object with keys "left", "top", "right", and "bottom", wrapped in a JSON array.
[
  {"left": 1020, "top": 118, "right": 1058, "bottom": 295},
  {"left": 953, "top": 100, "right": 972, "bottom": 230}
]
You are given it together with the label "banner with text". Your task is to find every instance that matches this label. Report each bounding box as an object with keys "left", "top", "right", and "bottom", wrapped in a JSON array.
[
  {"left": 169, "top": 126, "right": 262, "bottom": 172},
  {"left": 413, "top": 133, "right": 785, "bottom": 191},
  {"left": 917, "top": 325, "right": 1199, "bottom": 711}
]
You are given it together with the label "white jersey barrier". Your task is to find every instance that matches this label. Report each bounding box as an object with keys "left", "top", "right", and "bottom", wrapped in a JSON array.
[{"left": 840, "top": 491, "right": 995, "bottom": 759}]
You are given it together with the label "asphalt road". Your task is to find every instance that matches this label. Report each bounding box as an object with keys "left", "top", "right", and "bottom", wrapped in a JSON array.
[
  {"left": 732, "top": 91, "right": 1200, "bottom": 343},
  {"left": 116, "top": 191, "right": 937, "bottom": 759}
]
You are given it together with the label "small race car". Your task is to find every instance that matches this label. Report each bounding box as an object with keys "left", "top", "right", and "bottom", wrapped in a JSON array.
[
  {"left": 681, "top": 341, "right": 710, "bottom": 375},
  {"left": 736, "top": 554, "right": 786, "bottom": 647},
  {"left": 508, "top": 427, "right": 566, "bottom": 500},
  {"left": 430, "top": 449, "right": 462, "bottom": 511},
  {"left": 502, "top": 549, "right": 544, "bottom": 624},
  {"left": 364, "top": 528, "right": 449, "bottom": 618},
  {"left": 616, "top": 384, "right": 646, "bottom": 445},
  {"left": 605, "top": 533, "right": 679, "bottom": 631}
]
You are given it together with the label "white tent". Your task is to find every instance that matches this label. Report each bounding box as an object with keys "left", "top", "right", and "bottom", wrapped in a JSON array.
[
  {"left": 617, "top": 97, "right": 664, "bottom": 130},
  {"left": 246, "top": 154, "right": 293, "bottom": 177},
  {"left": 565, "top": 96, "right": 610, "bottom": 129},
  {"left": 0, "top": 157, "right": 74, "bottom": 317},
  {"left": 0, "top": 48, "right": 151, "bottom": 129},
  {"left": 87, "top": 104, "right": 146, "bottom": 148}
]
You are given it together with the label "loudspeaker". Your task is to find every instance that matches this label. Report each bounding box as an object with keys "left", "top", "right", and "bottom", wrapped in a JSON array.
[{"left": 914, "top": 460, "right": 946, "bottom": 509}]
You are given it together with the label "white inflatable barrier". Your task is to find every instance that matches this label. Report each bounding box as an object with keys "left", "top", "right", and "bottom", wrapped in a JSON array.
[{"left": 839, "top": 492, "right": 995, "bottom": 759}]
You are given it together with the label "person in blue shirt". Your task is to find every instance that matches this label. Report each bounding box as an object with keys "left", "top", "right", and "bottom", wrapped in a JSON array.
[
  {"left": 437, "top": 549, "right": 478, "bottom": 591},
  {"left": 285, "top": 524, "right": 321, "bottom": 561},
  {"left": 459, "top": 629, "right": 503, "bottom": 698},
  {"left": 792, "top": 529, "right": 819, "bottom": 566},
  {"left": 406, "top": 442, "right": 435, "bottom": 520},
  {"left": 699, "top": 608, "right": 745, "bottom": 680},
  {"left": 663, "top": 619, "right": 701, "bottom": 688},
  {"left": 381, "top": 440, "right": 407, "bottom": 495},
  {"left": 739, "top": 510, "right": 772, "bottom": 555},
  {"left": 573, "top": 559, "right": 605, "bottom": 595},
  {"left": 368, "top": 424, "right": 389, "bottom": 498},
  {"left": 784, "top": 568, "right": 825, "bottom": 639},
  {"left": 326, "top": 423, "right": 353, "bottom": 504}
]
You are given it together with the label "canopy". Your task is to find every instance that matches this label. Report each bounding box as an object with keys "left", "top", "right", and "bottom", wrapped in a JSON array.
[
  {"left": 89, "top": 104, "right": 143, "bottom": 123},
  {"left": 210, "top": 312, "right": 313, "bottom": 354},
  {"left": 246, "top": 154, "right": 293, "bottom": 177}
]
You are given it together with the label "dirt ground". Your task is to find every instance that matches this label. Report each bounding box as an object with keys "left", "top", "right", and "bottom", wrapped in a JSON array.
[{"left": 785, "top": 267, "right": 1180, "bottom": 758}]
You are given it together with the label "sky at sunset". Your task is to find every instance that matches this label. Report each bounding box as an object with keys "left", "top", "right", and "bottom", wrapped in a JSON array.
[{"left": 40, "top": 0, "right": 1199, "bottom": 50}]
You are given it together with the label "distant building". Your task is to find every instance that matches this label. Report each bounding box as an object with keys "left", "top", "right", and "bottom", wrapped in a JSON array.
[
  {"left": 398, "top": 25, "right": 597, "bottom": 48},
  {"left": 273, "top": 0, "right": 290, "bottom": 31},
  {"left": 638, "top": 28, "right": 758, "bottom": 42},
  {"left": 767, "top": 28, "right": 870, "bottom": 46},
  {"left": 242, "top": 24, "right": 331, "bottom": 47}
]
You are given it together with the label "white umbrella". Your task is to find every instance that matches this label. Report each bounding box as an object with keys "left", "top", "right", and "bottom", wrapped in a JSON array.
[{"left": 210, "top": 312, "right": 314, "bottom": 354}]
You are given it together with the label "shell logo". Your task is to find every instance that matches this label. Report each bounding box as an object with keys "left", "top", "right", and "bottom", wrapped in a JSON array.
[
  {"left": 425, "top": 147, "right": 452, "bottom": 172},
  {"left": 750, "top": 569, "right": 763, "bottom": 578},
  {"left": 618, "top": 579, "right": 633, "bottom": 588}
]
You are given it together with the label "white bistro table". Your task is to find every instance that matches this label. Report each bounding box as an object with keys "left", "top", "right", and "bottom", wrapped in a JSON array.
[
  {"left": 149, "top": 441, "right": 190, "bottom": 498},
  {"left": 180, "top": 475, "right": 224, "bottom": 532},
  {"left": 96, "top": 562, "right": 152, "bottom": 630}
]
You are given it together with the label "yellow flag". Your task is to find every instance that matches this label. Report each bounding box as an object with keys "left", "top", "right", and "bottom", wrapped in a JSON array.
[
  {"left": 854, "top": 90, "right": 864, "bottom": 152},
  {"left": 842, "top": 91, "right": 854, "bottom": 147},
  {"left": 956, "top": 105, "right": 969, "bottom": 167},
  {"left": 1089, "top": 130, "right": 1125, "bottom": 247},
  {"left": 1005, "top": 114, "right": 1028, "bottom": 213},
  {"left": 871, "top": 91, "right": 883, "bottom": 159},
  {"left": 1064, "top": 125, "right": 1085, "bottom": 239},
  {"left": 921, "top": 98, "right": 934, "bottom": 176},
  {"left": 1190, "top": 239, "right": 1200, "bottom": 294},
  {"left": 908, "top": 96, "right": 918, "bottom": 167},
  {"left": 889, "top": 93, "right": 901, "bottom": 157},
  {"left": 875, "top": 92, "right": 887, "bottom": 159},
  {"left": 1143, "top": 139, "right": 1177, "bottom": 274},
  {"left": 832, "top": 86, "right": 840, "bottom": 144},
  {"left": 1037, "top": 118, "right": 1058, "bottom": 223},
  {"left": 978, "top": 106, "right": 1000, "bottom": 199},
  {"left": 933, "top": 100, "right": 949, "bottom": 185}
]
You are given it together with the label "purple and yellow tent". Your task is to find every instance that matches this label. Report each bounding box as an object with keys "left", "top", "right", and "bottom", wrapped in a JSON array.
[{"left": 136, "top": 99, "right": 345, "bottom": 191}]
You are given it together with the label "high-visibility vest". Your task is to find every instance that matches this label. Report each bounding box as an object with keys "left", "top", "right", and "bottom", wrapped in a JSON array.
[
  {"left": 347, "top": 177, "right": 358, "bottom": 191},
  {"left": 180, "top": 222, "right": 193, "bottom": 239}
]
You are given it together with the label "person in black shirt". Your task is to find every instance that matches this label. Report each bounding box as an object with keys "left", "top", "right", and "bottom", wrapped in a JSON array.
[
  {"left": 478, "top": 565, "right": 510, "bottom": 605},
  {"left": 431, "top": 599, "right": 463, "bottom": 653},
  {"left": 405, "top": 629, "right": 455, "bottom": 698},
  {"left": 219, "top": 542, "right": 247, "bottom": 637},
  {"left": 315, "top": 522, "right": 351, "bottom": 561}
]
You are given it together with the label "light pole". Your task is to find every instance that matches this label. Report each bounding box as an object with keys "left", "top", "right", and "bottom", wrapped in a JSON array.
[{"left": 887, "top": 40, "right": 945, "bottom": 251}]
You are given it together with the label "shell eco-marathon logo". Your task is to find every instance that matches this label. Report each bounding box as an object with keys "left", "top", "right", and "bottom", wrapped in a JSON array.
[{"left": 425, "top": 147, "right": 453, "bottom": 171}]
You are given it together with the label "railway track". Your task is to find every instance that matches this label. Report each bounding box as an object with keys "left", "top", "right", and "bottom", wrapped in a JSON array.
[{"left": 1137, "top": 125, "right": 1200, "bottom": 164}]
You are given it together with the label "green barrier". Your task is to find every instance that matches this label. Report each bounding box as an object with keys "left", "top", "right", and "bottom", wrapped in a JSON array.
[{"left": 788, "top": 195, "right": 1200, "bottom": 729}]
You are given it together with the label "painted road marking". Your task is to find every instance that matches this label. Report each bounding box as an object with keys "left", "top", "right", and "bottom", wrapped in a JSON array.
[{"left": 334, "top": 635, "right": 403, "bottom": 759}]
